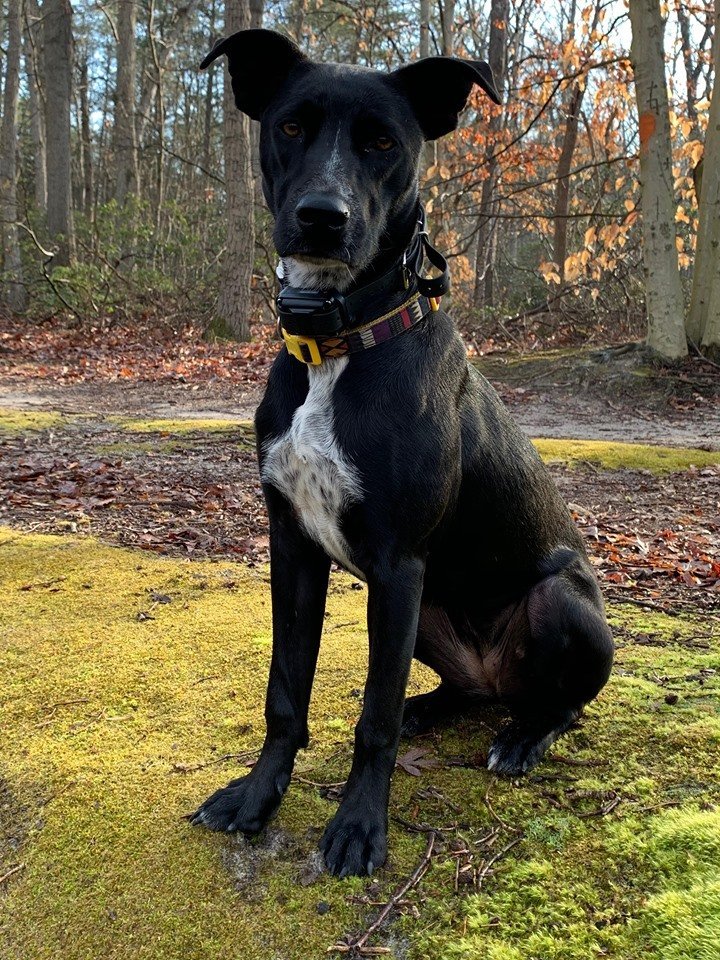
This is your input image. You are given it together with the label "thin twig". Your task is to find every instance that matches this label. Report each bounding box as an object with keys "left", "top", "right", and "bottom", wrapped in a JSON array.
[
  {"left": 475, "top": 835, "right": 524, "bottom": 891},
  {"left": 328, "top": 832, "right": 436, "bottom": 955},
  {"left": 293, "top": 775, "right": 347, "bottom": 789},
  {"left": 688, "top": 338, "right": 720, "bottom": 372},
  {"left": 605, "top": 594, "right": 678, "bottom": 616},
  {"left": 34, "top": 698, "right": 90, "bottom": 727},
  {"left": 14, "top": 220, "right": 82, "bottom": 320},
  {"left": 485, "top": 781, "right": 521, "bottom": 833},
  {"left": 392, "top": 815, "right": 457, "bottom": 835},
  {"left": 0, "top": 863, "right": 25, "bottom": 886},
  {"left": 577, "top": 792, "right": 621, "bottom": 819},
  {"left": 170, "top": 752, "right": 256, "bottom": 774}
]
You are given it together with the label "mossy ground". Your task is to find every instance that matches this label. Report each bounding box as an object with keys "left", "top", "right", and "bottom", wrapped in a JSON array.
[
  {"left": 0, "top": 409, "right": 65, "bottom": 434},
  {"left": 532, "top": 438, "right": 720, "bottom": 473},
  {"left": 1, "top": 529, "right": 718, "bottom": 959},
  {"left": 3, "top": 407, "right": 718, "bottom": 473},
  {"left": 111, "top": 416, "right": 252, "bottom": 436}
]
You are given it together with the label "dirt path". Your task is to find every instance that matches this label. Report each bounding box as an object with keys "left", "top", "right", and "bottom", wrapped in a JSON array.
[
  {"left": 0, "top": 379, "right": 261, "bottom": 421},
  {"left": 2, "top": 315, "right": 718, "bottom": 446},
  {"left": 2, "top": 363, "right": 719, "bottom": 448},
  {"left": 501, "top": 391, "right": 720, "bottom": 448}
]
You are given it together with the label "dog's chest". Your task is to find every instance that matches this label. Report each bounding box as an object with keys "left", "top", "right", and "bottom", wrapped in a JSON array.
[{"left": 261, "top": 359, "right": 364, "bottom": 578}]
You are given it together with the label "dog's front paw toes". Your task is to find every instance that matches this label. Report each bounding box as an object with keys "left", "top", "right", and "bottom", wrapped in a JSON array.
[
  {"left": 487, "top": 723, "right": 551, "bottom": 777},
  {"left": 320, "top": 810, "right": 387, "bottom": 878},
  {"left": 190, "top": 772, "right": 286, "bottom": 833}
]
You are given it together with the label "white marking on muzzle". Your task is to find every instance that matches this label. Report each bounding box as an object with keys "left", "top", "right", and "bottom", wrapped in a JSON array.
[{"left": 282, "top": 256, "right": 354, "bottom": 292}]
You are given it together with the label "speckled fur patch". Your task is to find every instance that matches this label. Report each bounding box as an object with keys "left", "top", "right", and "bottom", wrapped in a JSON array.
[{"left": 261, "top": 358, "right": 365, "bottom": 579}]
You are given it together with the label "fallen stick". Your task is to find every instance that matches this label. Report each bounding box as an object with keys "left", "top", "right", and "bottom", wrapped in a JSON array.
[
  {"left": 475, "top": 836, "right": 524, "bottom": 891},
  {"left": 328, "top": 832, "right": 436, "bottom": 956},
  {"left": 0, "top": 863, "right": 25, "bottom": 886},
  {"left": 171, "top": 752, "right": 256, "bottom": 774}
]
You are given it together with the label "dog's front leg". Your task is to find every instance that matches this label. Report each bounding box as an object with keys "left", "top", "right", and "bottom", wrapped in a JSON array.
[
  {"left": 191, "top": 490, "right": 330, "bottom": 833},
  {"left": 321, "top": 552, "right": 425, "bottom": 877}
]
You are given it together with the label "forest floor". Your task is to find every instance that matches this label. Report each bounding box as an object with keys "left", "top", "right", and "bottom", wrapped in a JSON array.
[{"left": 1, "top": 316, "right": 719, "bottom": 959}]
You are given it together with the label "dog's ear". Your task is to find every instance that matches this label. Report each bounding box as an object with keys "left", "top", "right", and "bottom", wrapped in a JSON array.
[
  {"left": 200, "top": 28, "right": 307, "bottom": 121},
  {"left": 390, "top": 57, "right": 501, "bottom": 141}
]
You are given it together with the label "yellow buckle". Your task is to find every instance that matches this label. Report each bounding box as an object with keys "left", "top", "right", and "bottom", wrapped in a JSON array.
[{"left": 282, "top": 329, "right": 322, "bottom": 365}]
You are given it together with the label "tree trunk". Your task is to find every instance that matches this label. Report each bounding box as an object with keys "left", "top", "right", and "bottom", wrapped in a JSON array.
[
  {"left": 1, "top": 0, "right": 27, "bottom": 311},
  {"left": 473, "top": 0, "right": 508, "bottom": 309},
  {"left": 24, "top": 0, "right": 47, "bottom": 214},
  {"left": 676, "top": 0, "right": 699, "bottom": 137},
  {"left": 687, "top": 0, "right": 720, "bottom": 357},
  {"left": 249, "top": 0, "right": 263, "bottom": 205},
  {"left": 202, "top": 48, "right": 215, "bottom": 175},
  {"left": 114, "top": 0, "right": 138, "bottom": 204},
  {"left": 552, "top": 83, "right": 585, "bottom": 283},
  {"left": 135, "top": 1, "right": 198, "bottom": 149},
  {"left": 292, "top": 0, "right": 307, "bottom": 44},
  {"left": 628, "top": 0, "right": 687, "bottom": 359},
  {"left": 44, "top": 0, "right": 75, "bottom": 266},
  {"left": 420, "top": 0, "right": 430, "bottom": 57},
  {"left": 217, "top": 0, "right": 254, "bottom": 340},
  {"left": 78, "top": 55, "right": 94, "bottom": 220},
  {"left": 440, "top": 0, "right": 455, "bottom": 56}
]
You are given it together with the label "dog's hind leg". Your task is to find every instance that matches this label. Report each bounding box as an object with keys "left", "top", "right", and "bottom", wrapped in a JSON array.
[
  {"left": 401, "top": 683, "right": 468, "bottom": 737},
  {"left": 487, "top": 548, "right": 614, "bottom": 776},
  {"left": 402, "top": 604, "right": 495, "bottom": 737}
]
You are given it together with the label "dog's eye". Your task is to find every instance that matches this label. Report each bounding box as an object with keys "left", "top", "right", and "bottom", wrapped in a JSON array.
[
  {"left": 281, "top": 121, "right": 302, "bottom": 139},
  {"left": 374, "top": 136, "right": 395, "bottom": 152}
]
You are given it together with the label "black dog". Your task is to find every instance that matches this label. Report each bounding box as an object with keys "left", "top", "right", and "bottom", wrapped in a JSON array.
[{"left": 192, "top": 29, "right": 614, "bottom": 878}]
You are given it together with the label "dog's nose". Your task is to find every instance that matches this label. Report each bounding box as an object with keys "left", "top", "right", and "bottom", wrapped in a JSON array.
[{"left": 295, "top": 193, "right": 350, "bottom": 231}]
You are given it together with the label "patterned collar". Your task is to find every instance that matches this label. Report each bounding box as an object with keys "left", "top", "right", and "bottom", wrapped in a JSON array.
[{"left": 281, "top": 292, "right": 439, "bottom": 365}]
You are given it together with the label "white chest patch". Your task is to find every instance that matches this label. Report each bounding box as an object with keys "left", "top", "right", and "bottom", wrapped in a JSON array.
[{"left": 261, "top": 358, "right": 365, "bottom": 579}]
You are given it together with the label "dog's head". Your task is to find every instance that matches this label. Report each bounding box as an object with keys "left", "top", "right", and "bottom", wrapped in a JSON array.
[{"left": 201, "top": 30, "right": 499, "bottom": 290}]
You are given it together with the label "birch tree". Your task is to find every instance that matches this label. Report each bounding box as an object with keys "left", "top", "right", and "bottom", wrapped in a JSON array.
[
  {"left": 687, "top": 0, "right": 720, "bottom": 359},
  {"left": 216, "top": 0, "right": 254, "bottom": 340},
  {"left": 0, "top": 0, "right": 27, "bottom": 311},
  {"left": 628, "top": 0, "right": 687, "bottom": 359},
  {"left": 44, "top": 0, "right": 75, "bottom": 266}
]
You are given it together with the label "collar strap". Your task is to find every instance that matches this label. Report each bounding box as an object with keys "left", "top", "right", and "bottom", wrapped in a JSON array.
[
  {"left": 277, "top": 204, "right": 451, "bottom": 340},
  {"left": 282, "top": 292, "right": 439, "bottom": 365}
]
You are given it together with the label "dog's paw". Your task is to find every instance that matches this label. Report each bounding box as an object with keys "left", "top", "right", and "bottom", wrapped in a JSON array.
[
  {"left": 319, "top": 808, "right": 387, "bottom": 878},
  {"left": 487, "top": 722, "right": 556, "bottom": 777},
  {"left": 190, "top": 770, "right": 289, "bottom": 833}
]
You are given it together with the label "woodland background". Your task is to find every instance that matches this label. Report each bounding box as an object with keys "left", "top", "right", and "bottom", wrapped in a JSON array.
[
  {"left": 1, "top": 0, "right": 720, "bottom": 361},
  {"left": 2, "top": 3, "right": 720, "bottom": 958}
]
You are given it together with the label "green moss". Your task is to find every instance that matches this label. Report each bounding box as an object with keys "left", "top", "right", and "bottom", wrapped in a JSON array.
[
  {"left": 110, "top": 423, "right": 720, "bottom": 476},
  {"left": 112, "top": 416, "right": 254, "bottom": 436},
  {"left": 0, "top": 529, "right": 388, "bottom": 959},
  {"left": 1, "top": 528, "right": 719, "bottom": 960},
  {"left": 533, "top": 437, "right": 720, "bottom": 473},
  {"left": 0, "top": 408, "right": 66, "bottom": 434}
]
